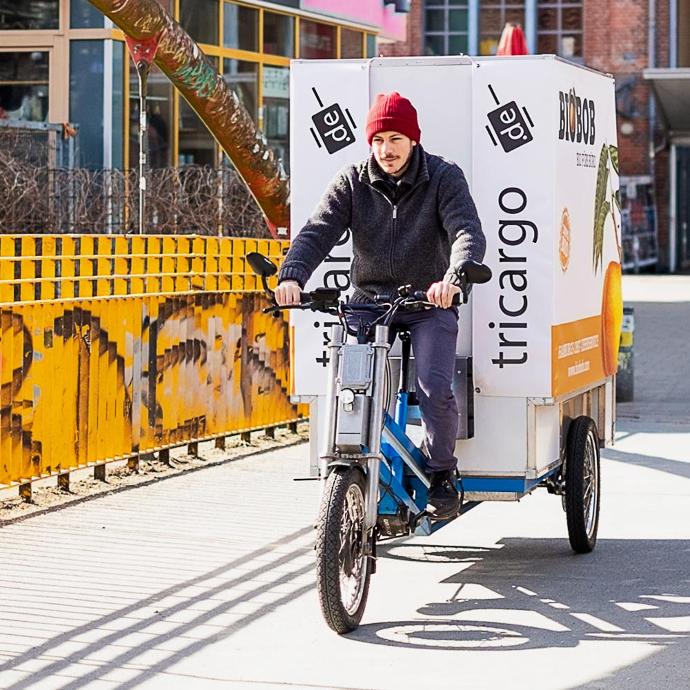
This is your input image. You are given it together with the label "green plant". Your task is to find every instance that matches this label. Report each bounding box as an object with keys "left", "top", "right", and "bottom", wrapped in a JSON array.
[{"left": 592, "top": 143, "right": 622, "bottom": 273}]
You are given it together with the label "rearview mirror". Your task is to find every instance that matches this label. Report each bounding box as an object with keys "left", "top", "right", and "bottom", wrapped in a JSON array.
[
  {"left": 458, "top": 260, "right": 492, "bottom": 285},
  {"left": 247, "top": 252, "right": 277, "bottom": 278}
]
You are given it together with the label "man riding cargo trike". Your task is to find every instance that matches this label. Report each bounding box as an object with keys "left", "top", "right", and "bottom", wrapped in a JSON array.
[{"left": 248, "top": 56, "right": 623, "bottom": 634}]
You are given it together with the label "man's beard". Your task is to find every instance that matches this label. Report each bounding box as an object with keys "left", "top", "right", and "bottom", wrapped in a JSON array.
[{"left": 387, "top": 153, "right": 412, "bottom": 178}]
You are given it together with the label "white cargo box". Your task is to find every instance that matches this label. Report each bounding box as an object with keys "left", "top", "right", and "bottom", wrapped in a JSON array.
[{"left": 289, "top": 56, "right": 621, "bottom": 483}]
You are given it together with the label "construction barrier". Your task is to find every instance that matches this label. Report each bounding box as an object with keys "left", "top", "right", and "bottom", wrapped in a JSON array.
[{"left": 0, "top": 235, "right": 302, "bottom": 489}]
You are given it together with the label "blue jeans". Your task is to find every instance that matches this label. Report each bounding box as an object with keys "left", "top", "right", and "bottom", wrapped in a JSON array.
[{"left": 347, "top": 306, "right": 459, "bottom": 472}]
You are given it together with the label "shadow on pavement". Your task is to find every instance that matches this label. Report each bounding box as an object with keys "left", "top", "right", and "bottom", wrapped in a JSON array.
[
  {"left": 570, "top": 635, "right": 690, "bottom": 689},
  {"left": 604, "top": 447, "right": 690, "bottom": 480},
  {"left": 0, "top": 525, "right": 315, "bottom": 690},
  {"left": 358, "top": 538, "right": 690, "bottom": 658}
]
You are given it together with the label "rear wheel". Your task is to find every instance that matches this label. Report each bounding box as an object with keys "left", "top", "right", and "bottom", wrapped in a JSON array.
[
  {"left": 316, "top": 467, "right": 371, "bottom": 633},
  {"left": 565, "top": 416, "right": 601, "bottom": 553}
]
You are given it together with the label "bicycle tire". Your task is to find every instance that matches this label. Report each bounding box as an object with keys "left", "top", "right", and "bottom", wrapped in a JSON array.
[
  {"left": 316, "top": 466, "right": 372, "bottom": 634},
  {"left": 565, "top": 416, "right": 601, "bottom": 553}
]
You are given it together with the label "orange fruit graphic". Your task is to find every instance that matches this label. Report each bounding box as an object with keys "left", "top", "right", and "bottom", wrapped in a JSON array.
[
  {"left": 568, "top": 89, "right": 577, "bottom": 135},
  {"left": 559, "top": 208, "right": 571, "bottom": 271},
  {"left": 601, "top": 260, "right": 623, "bottom": 376}
]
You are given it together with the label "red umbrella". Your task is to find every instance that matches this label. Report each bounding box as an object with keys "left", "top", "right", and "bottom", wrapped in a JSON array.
[{"left": 496, "top": 23, "right": 529, "bottom": 56}]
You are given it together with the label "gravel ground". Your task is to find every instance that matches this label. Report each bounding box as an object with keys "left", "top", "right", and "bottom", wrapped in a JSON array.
[{"left": 0, "top": 423, "right": 309, "bottom": 525}]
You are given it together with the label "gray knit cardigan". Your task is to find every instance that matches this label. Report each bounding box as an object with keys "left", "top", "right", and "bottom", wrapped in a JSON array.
[{"left": 278, "top": 145, "right": 486, "bottom": 302}]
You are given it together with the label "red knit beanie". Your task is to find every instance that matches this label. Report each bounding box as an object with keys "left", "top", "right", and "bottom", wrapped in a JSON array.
[{"left": 365, "top": 92, "right": 421, "bottom": 145}]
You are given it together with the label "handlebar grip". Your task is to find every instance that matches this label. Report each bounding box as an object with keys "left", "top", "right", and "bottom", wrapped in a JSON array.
[{"left": 412, "top": 290, "right": 462, "bottom": 306}]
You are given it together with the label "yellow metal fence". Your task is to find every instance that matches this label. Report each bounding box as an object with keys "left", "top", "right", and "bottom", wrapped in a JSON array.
[{"left": 0, "top": 235, "right": 302, "bottom": 488}]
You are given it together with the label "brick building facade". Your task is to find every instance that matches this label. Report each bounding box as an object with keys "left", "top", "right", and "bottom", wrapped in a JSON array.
[{"left": 379, "top": 1, "right": 690, "bottom": 273}]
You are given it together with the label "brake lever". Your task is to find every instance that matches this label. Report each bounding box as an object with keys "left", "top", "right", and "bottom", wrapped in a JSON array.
[
  {"left": 263, "top": 301, "right": 340, "bottom": 315},
  {"left": 262, "top": 303, "right": 306, "bottom": 314}
]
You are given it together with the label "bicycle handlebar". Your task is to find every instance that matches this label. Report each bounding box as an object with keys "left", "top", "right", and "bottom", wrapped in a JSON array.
[
  {"left": 247, "top": 251, "right": 492, "bottom": 343},
  {"left": 263, "top": 288, "right": 460, "bottom": 316}
]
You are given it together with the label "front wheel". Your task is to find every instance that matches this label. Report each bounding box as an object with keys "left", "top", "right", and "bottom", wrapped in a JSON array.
[
  {"left": 316, "top": 467, "right": 371, "bottom": 634},
  {"left": 565, "top": 416, "right": 601, "bottom": 553}
]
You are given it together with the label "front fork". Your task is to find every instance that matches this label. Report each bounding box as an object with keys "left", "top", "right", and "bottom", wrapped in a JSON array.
[
  {"left": 318, "top": 324, "right": 343, "bottom": 483},
  {"left": 364, "top": 325, "right": 390, "bottom": 532},
  {"left": 318, "top": 323, "right": 391, "bottom": 536}
]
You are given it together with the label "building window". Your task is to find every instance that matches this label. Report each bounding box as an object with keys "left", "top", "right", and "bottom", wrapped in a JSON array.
[
  {"left": 179, "top": 57, "right": 218, "bottom": 166},
  {"left": 223, "top": 59, "right": 258, "bottom": 121},
  {"left": 299, "top": 20, "right": 336, "bottom": 59},
  {"left": 129, "top": 64, "right": 172, "bottom": 169},
  {"left": 0, "top": 51, "right": 49, "bottom": 122},
  {"left": 224, "top": 3, "right": 259, "bottom": 52},
  {"left": 263, "top": 65, "right": 289, "bottom": 172},
  {"left": 341, "top": 28, "right": 364, "bottom": 58},
  {"left": 537, "top": 1, "right": 583, "bottom": 59},
  {"left": 70, "top": 0, "right": 104, "bottom": 29},
  {"left": 366, "top": 33, "right": 377, "bottom": 58},
  {"left": 179, "top": 101, "right": 217, "bottom": 166},
  {"left": 479, "top": 1, "right": 525, "bottom": 56},
  {"left": 180, "top": 0, "right": 218, "bottom": 46},
  {"left": 424, "top": 1, "right": 469, "bottom": 56},
  {"left": 70, "top": 41, "right": 104, "bottom": 169},
  {"left": 0, "top": 1, "right": 59, "bottom": 30},
  {"left": 263, "top": 11, "right": 294, "bottom": 57}
]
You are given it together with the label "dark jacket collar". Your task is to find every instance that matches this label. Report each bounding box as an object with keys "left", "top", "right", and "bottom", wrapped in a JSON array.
[{"left": 360, "top": 144, "right": 429, "bottom": 189}]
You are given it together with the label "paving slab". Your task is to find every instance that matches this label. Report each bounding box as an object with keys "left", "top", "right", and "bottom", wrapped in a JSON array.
[{"left": 619, "top": 275, "right": 690, "bottom": 423}]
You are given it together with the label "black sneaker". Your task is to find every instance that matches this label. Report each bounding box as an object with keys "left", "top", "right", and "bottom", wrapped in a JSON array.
[{"left": 426, "top": 470, "right": 460, "bottom": 519}]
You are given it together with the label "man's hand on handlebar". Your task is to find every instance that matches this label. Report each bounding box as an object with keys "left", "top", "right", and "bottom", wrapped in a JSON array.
[
  {"left": 426, "top": 281, "right": 461, "bottom": 309},
  {"left": 274, "top": 279, "right": 302, "bottom": 306}
]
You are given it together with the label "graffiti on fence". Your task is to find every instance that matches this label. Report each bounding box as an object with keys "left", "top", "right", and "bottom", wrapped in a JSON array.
[{"left": 0, "top": 293, "right": 298, "bottom": 484}]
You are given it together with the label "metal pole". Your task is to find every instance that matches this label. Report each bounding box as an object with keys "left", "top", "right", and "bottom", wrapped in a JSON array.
[
  {"left": 670, "top": 143, "right": 677, "bottom": 272},
  {"left": 136, "top": 67, "right": 148, "bottom": 235},
  {"left": 124, "top": 34, "right": 160, "bottom": 236},
  {"left": 524, "top": 0, "right": 537, "bottom": 55},
  {"left": 670, "top": 0, "right": 678, "bottom": 68},
  {"left": 468, "top": 0, "right": 479, "bottom": 56},
  {"left": 647, "top": 0, "right": 657, "bottom": 268},
  {"left": 103, "top": 39, "right": 113, "bottom": 235},
  {"left": 217, "top": 165, "right": 223, "bottom": 237}
]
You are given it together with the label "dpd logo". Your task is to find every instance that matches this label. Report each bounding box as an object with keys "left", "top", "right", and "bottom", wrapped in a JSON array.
[
  {"left": 309, "top": 87, "right": 357, "bottom": 155},
  {"left": 485, "top": 84, "right": 535, "bottom": 153}
]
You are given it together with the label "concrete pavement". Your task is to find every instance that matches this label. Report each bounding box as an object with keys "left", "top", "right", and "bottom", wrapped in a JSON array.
[
  {"left": 618, "top": 275, "right": 690, "bottom": 423},
  {"left": 0, "top": 275, "right": 687, "bottom": 690}
]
